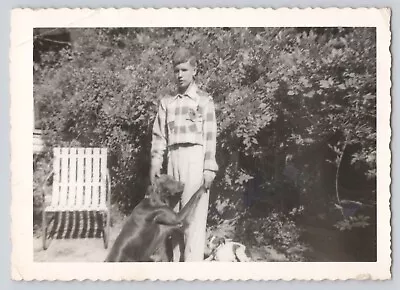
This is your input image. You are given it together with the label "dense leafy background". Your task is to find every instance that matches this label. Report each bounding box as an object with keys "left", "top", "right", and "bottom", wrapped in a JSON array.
[{"left": 33, "top": 27, "right": 376, "bottom": 261}]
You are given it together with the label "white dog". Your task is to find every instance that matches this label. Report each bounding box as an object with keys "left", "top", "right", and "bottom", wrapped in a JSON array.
[{"left": 205, "top": 237, "right": 251, "bottom": 262}]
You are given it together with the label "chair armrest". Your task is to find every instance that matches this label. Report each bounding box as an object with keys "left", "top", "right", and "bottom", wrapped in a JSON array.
[
  {"left": 41, "top": 170, "right": 54, "bottom": 199},
  {"left": 41, "top": 170, "right": 53, "bottom": 211}
]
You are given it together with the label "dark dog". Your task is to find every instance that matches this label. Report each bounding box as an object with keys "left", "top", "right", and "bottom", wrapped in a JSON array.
[{"left": 105, "top": 174, "right": 206, "bottom": 262}]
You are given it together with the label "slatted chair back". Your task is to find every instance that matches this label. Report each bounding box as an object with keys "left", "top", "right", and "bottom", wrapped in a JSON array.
[{"left": 47, "top": 147, "right": 109, "bottom": 212}]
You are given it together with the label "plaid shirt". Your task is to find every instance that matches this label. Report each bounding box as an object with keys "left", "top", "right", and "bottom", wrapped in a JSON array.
[{"left": 151, "top": 82, "right": 218, "bottom": 173}]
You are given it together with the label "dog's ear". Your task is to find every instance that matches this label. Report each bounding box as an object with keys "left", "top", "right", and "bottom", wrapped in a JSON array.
[
  {"left": 145, "top": 185, "right": 153, "bottom": 198},
  {"left": 158, "top": 175, "right": 184, "bottom": 196},
  {"left": 146, "top": 183, "right": 164, "bottom": 206},
  {"left": 146, "top": 183, "right": 160, "bottom": 198}
]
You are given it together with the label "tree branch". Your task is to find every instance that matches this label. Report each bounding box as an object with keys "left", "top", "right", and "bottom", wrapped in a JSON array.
[
  {"left": 37, "top": 37, "right": 72, "bottom": 46},
  {"left": 335, "top": 132, "right": 350, "bottom": 217}
]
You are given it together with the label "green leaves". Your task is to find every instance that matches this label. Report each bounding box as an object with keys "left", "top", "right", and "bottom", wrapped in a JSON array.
[
  {"left": 236, "top": 171, "right": 254, "bottom": 185},
  {"left": 319, "top": 78, "right": 334, "bottom": 89},
  {"left": 334, "top": 215, "right": 371, "bottom": 231}
]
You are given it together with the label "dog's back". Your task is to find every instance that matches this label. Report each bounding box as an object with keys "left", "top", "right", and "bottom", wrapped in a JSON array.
[
  {"left": 105, "top": 182, "right": 206, "bottom": 262},
  {"left": 105, "top": 175, "right": 185, "bottom": 262},
  {"left": 105, "top": 208, "right": 144, "bottom": 262}
]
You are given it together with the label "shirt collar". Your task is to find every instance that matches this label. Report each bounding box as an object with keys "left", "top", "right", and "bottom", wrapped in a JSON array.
[{"left": 175, "top": 82, "right": 199, "bottom": 101}]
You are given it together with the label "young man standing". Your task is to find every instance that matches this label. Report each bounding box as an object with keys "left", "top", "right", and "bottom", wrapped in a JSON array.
[{"left": 150, "top": 47, "right": 218, "bottom": 261}]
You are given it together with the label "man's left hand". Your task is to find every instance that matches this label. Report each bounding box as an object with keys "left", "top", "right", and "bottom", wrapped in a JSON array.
[{"left": 203, "top": 170, "right": 216, "bottom": 189}]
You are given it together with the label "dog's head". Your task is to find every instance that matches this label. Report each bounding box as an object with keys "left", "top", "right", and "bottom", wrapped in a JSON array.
[{"left": 147, "top": 174, "right": 184, "bottom": 206}]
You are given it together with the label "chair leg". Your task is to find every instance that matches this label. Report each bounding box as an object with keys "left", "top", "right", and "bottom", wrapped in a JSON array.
[
  {"left": 103, "top": 211, "right": 111, "bottom": 249},
  {"left": 42, "top": 211, "right": 47, "bottom": 250}
]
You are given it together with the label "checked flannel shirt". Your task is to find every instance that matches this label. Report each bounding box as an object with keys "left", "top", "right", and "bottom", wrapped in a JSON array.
[{"left": 151, "top": 82, "right": 219, "bottom": 174}]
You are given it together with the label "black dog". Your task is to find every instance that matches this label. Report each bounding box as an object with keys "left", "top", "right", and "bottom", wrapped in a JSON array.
[{"left": 105, "top": 174, "right": 206, "bottom": 262}]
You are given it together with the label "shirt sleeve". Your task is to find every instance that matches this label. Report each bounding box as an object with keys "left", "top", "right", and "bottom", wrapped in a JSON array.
[
  {"left": 151, "top": 99, "right": 167, "bottom": 171},
  {"left": 203, "top": 99, "right": 219, "bottom": 172}
]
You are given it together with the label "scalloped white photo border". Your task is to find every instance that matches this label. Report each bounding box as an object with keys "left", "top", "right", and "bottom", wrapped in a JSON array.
[{"left": 10, "top": 7, "right": 391, "bottom": 281}]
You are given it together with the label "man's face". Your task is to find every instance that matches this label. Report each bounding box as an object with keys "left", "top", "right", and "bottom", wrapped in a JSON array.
[{"left": 174, "top": 61, "right": 196, "bottom": 92}]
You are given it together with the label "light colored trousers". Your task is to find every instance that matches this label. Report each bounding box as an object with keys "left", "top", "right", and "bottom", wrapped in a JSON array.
[{"left": 167, "top": 144, "right": 209, "bottom": 262}]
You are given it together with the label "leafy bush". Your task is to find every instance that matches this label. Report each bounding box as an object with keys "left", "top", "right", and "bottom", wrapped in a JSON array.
[
  {"left": 33, "top": 153, "right": 52, "bottom": 231},
  {"left": 206, "top": 199, "right": 308, "bottom": 262}
]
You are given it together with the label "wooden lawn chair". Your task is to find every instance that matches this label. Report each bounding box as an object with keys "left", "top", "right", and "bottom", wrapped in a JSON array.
[{"left": 42, "top": 147, "right": 111, "bottom": 250}]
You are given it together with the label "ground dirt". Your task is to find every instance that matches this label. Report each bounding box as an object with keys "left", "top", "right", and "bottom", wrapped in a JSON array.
[
  {"left": 34, "top": 218, "right": 287, "bottom": 262},
  {"left": 33, "top": 211, "right": 360, "bottom": 262},
  {"left": 34, "top": 219, "right": 124, "bottom": 262}
]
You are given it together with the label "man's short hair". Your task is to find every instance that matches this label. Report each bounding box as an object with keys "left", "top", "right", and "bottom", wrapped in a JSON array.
[{"left": 172, "top": 47, "right": 197, "bottom": 67}]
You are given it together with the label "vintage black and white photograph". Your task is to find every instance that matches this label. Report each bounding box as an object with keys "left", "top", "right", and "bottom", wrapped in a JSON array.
[{"left": 11, "top": 8, "right": 391, "bottom": 281}]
